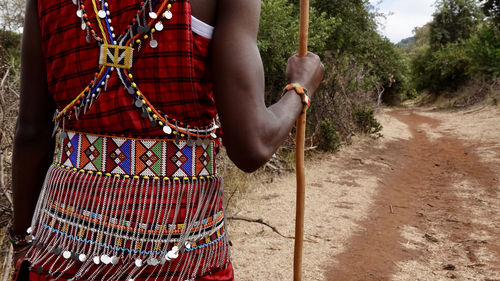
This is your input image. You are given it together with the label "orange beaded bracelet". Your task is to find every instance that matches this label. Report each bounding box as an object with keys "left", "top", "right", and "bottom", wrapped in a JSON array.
[{"left": 282, "top": 83, "right": 311, "bottom": 111}]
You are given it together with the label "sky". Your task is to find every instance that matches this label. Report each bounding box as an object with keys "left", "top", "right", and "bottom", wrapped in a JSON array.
[{"left": 369, "top": 0, "right": 436, "bottom": 43}]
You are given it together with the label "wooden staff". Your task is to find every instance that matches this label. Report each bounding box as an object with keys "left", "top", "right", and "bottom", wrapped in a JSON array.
[{"left": 294, "top": 0, "right": 309, "bottom": 280}]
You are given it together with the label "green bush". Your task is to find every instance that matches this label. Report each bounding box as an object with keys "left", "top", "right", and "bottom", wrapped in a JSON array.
[
  {"left": 411, "top": 42, "right": 471, "bottom": 92},
  {"left": 354, "top": 106, "right": 382, "bottom": 135},
  {"left": 317, "top": 119, "right": 341, "bottom": 151},
  {"left": 258, "top": 0, "right": 336, "bottom": 102},
  {"left": 466, "top": 24, "right": 500, "bottom": 78}
]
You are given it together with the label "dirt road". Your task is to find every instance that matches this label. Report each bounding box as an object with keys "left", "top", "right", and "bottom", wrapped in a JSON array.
[{"left": 229, "top": 107, "right": 500, "bottom": 280}]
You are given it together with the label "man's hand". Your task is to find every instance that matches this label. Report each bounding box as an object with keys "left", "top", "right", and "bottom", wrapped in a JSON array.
[{"left": 286, "top": 52, "right": 324, "bottom": 96}]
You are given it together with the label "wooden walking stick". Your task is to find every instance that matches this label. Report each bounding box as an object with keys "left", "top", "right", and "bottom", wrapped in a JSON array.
[{"left": 294, "top": 0, "right": 309, "bottom": 280}]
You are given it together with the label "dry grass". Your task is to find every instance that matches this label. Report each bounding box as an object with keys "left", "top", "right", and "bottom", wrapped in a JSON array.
[{"left": 0, "top": 44, "right": 20, "bottom": 280}]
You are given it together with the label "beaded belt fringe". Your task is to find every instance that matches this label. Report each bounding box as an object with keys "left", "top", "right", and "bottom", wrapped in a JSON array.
[{"left": 25, "top": 130, "right": 230, "bottom": 281}]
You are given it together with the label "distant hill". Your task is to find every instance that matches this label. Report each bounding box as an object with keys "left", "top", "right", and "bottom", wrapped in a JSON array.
[{"left": 396, "top": 37, "right": 415, "bottom": 49}]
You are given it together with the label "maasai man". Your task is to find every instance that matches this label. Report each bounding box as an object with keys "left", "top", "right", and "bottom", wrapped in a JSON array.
[{"left": 10, "top": 0, "right": 323, "bottom": 280}]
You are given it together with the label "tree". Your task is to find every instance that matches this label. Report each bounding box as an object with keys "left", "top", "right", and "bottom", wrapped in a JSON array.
[
  {"left": 429, "top": 0, "right": 481, "bottom": 50},
  {"left": 258, "top": 0, "right": 336, "bottom": 102},
  {"left": 312, "top": 0, "right": 378, "bottom": 54},
  {"left": 482, "top": 0, "right": 500, "bottom": 28}
]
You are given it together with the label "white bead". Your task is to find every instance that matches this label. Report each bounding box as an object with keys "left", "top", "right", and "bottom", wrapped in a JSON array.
[
  {"left": 98, "top": 10, "right": 106, "bottom": 19},
  {"left": 166, "top": 250, "right": 178, "bottom": 260},
  {"left": 184, "top": 241, "right": 191, "bottom": 249},
  {"left": 155, "top": 22, "right": 164, "bottom": 31},
  {"left": 100, "top": 254, "right": 111, "bottom": 264},
  {"left": 63, "top": 251, "right": 71, "bottom": 259},
  {"left": 26, "top": 227, "right": 33, "bottom": 234},
  {"left": 164, "top": 10, "right": 172, "bottom": 20},
  {"left": 135, "top": 259, "right": 143, "bottom": 267},
  {"left": 79, "top": 254, "right": 87, "bottom": 262},
  {"left": 111, "top": 256, "right": 119, "bottom": 265},
  {"left": 163, "top": 126, "right": 172, "bottom": 135}
]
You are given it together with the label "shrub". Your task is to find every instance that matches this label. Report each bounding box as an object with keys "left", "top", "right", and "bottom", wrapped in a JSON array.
[
  {"left": 354, "top": 105, "right": 382, "bottom": 135},
  {"left": 411, "top": 42, "right": 471, "bottom": 93},
  {"left": 317, "top": 119, "right": 341, "bottom": 151},
  {"left": 466, "top": 24, "right": 500, "bottom": 78}
]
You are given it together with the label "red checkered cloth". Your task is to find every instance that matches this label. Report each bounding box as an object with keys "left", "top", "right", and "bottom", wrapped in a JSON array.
[
  {"left": 38, "top": 0, "right": 216, "bottom": 137},
  {"left": 22, "top": 1, "right": 233, "bottom": 280}
]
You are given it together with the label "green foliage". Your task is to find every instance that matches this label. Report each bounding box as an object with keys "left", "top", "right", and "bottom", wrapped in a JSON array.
[
  {"left": 313, "top": 0, "right": 377, "bottom": 54},
  {"left": 430, "top": 0, "right": 481, "bottom": 50},
  {"left": 0, "top": 29, "right": 21, "bottom": 66},
  {"left": 354, "top": 106, "right": 382, "bottom": 135},
  {"left": 407, "top": 0, "right": 500, "bottom": 96},
  {"left": 370, "top": 36, "right": 413, "bottom": 104},
  {"left": 465, "top": 24, "right": 500, "bottom": 78},
  {"left": 317, "top": 119, "right": 341, "bottom": 151},
  {"left": 258, "top": 0, "right": 336, "bottom": 100},
  {"left": 411, "top": 42, "right": 471, "bottom": 92}
]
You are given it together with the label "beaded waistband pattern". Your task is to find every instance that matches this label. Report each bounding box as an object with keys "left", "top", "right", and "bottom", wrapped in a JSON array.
[{"left": 56, "top": 130, "right": 217, "bottom": 179}]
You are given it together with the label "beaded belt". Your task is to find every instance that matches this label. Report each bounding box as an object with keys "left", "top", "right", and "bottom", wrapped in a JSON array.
[
  {"left": 26, "top": 130, "right": 229, "bottom": 280},
  {"left": 56, "top": 130, "right": 218, "bottom": 179}
]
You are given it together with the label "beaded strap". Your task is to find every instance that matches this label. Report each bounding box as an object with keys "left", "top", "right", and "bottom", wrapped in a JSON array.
[{"left": 282, "top": 83, "right": 311, "bottom": 111}]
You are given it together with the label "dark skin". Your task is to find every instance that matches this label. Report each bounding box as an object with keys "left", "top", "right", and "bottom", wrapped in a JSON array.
[{"left": 12, "top": 0, "right": 323, "bottom": 263}]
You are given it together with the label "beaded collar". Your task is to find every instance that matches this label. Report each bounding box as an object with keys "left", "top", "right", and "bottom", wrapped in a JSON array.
[{"left": 55, "top": 0, "right": 218, "bottom": 141}]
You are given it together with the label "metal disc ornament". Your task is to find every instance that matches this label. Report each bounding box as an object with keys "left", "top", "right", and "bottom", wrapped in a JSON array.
[
  {"left": 164, "top": 10, "right": 173, "bottom": 20},
  {"left": 98, "top": 10, "right": 106, "bottom": 18},
  {"left": 155, "top": 22, "right": 164, "bottom": 31},
  {"left": 79, "top": 254, "right": 87, "bottom": 262},
  {"left": 63, "top": 250, "right": 72, "bottom": 259},
  {"left": 163, "top": 125, "right": 172, "bottom": 135},
  {"left": 111, "top": 256, "right": 119, "bottom": 265},
  {"left": 149, "top": 12, "right": 158, "bottom": 19},
  {"left": 150, "top": 40, "right": 158, "bottom": 48}
]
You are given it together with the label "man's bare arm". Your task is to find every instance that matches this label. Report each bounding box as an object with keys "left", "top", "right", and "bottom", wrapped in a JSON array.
[
  {"left": 12, "top": 0, "right": 56, "bottom": 235},
  {"left": 212, "top": 0, "right": 323, "bottom": 172}
]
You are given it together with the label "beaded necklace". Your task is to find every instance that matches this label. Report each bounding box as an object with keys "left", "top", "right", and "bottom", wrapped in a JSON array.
[{"left": 56, "top": 0, "right": 218, "bottom": 141}]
